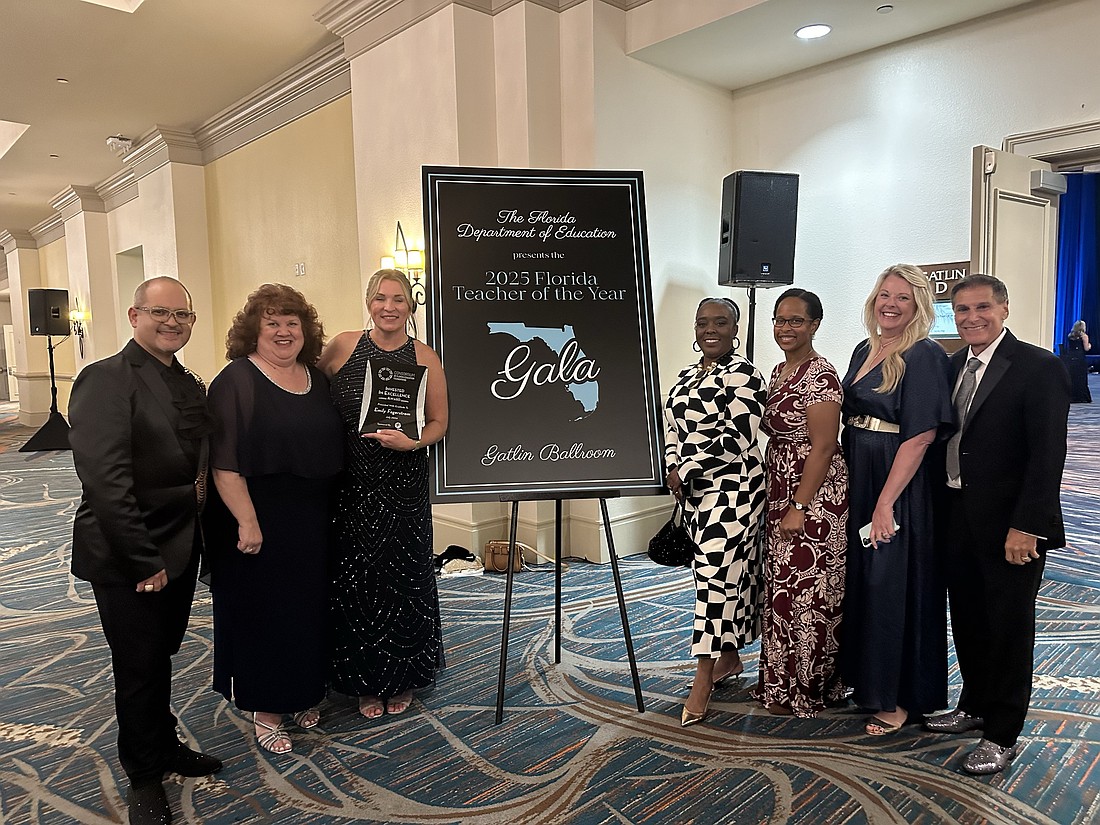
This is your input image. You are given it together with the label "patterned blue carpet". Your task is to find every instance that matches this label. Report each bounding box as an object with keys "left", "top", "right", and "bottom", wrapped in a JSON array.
[{"left": 1, "top": 378, "right": 1098, "bottom": 824}]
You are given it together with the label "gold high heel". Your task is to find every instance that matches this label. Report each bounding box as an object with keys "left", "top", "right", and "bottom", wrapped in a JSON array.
[{"left": 680, "top": 689, "right": 713, "bottom": 727}]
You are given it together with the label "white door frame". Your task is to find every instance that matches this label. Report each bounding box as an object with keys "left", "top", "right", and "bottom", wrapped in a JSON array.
[{"left": 1004, "top": 119, "right": 1100, "bottom": 168}]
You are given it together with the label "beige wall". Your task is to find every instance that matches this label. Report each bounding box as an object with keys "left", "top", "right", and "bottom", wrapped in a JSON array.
[
  {"left": 726, "top": 0, "right": 1100, "bottom": 372},
  {"left": 342, "top": 1, "right": 745, "bottom": 558},
  {"left": 204, "top": 95, "right": 362, "bottom": 365}
]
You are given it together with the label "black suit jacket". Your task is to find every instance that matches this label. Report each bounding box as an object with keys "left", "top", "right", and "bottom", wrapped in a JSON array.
[
  {"left": 953, "top": 329, "right": 1070, "bottom": 550},
  {"left": 70, "top": 340, "right": 205, "bottom": 585}
]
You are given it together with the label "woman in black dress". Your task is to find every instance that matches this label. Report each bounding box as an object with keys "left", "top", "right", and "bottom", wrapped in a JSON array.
[
  {"left": 840, "top": 264, "right": 953, "bottom": 736},
  {"left": 207, "top": 284, "right": 344, "bottom": 754},
  {"left": 318, "top": 269, "right": 449, "bottom": 719},
  {"left": 1063, "top": 320, "right": 1092, "bottom": 403}
]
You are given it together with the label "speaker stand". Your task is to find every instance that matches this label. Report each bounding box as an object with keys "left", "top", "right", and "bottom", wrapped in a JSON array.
[
  {"left": 20, "top": 335, "right": 71, "bottom": 452},
  {"left": 745, "top": 285, "right": 758, "bottom": 362}
]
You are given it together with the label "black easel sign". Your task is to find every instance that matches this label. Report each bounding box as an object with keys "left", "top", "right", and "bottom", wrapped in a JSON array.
[{"left": 423, "top": 166, "right": 664, "bottom": 502}]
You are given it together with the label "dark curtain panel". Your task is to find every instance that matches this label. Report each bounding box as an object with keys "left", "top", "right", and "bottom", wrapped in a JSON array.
[{"left": 1054, "top": 172, "right": 1100, "bottom": 350}]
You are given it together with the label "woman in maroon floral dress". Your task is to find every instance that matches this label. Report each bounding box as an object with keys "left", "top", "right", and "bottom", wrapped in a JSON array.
[{"left": 754, "top": 288, "right": 849, "bottom": 717}]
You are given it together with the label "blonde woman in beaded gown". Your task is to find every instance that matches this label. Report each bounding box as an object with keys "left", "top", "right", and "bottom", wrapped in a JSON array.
[{"left": 318, "top": 269, "right": 449, "bottom": 718}]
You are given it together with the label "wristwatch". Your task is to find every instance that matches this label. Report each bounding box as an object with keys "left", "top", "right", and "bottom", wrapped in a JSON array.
[{"left": 790, "top": 500, "right": 808, "bottom": 512}]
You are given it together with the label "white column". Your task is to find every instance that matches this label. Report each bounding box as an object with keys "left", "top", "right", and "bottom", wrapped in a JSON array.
[
  {"left": 1, "top": 231, "right": 51, "bottom": 426},
  {"left": 123, "top": 128, "right": 218, "bottom": 383},
  {"left": 51, "top": 186, "right": 117, "bottom": 370}
]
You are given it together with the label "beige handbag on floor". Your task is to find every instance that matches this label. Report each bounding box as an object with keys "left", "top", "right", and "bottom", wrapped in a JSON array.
[{"left": 482, "top": 540, "right": 534, "bottom": 573}]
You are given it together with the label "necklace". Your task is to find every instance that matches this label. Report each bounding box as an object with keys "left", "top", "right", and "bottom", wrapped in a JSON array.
[
  {"left": 778, "top": 351, "right": 816, "bottom": 384},
  {"left": 856, "top": 337, "right": 899, "bottom": 381},
  {"left": 248, "top": 355, "right": 312, "bottom": 395}
]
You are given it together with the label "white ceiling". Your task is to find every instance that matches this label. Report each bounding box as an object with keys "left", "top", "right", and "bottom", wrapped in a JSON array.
[
  {"left": 631, "top": 0, "right": 1036, "bottom": 91},
  {"left": 0, "top": 0, "right": 337, "bottom": 232},
  {"left": 0, "top": 0, "right": 1036, "bottom": 235}
]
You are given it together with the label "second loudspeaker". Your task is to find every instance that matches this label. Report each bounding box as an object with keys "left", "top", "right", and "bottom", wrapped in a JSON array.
[
  {"left": 27, "top": 288, "right": 71, "bottom": 337},
  {"left": 717, "top": 171, "right": 798, "bottom": 288}
]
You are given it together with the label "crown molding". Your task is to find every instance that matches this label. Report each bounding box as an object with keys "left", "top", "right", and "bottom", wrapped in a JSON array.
[
  {"left": 123, "top": 127, "right": 204, "bottom": 181},
  {"left": 194, "top": 42, "right": 351, "bottom": 165},
  {"left": 50, "top": 186, "right": 106, "bottom": 221},
  {"left": 30, "top": 212, "right": 66, "bottom": 246},
  {"left": 0, "top": 229, "right": 37, "bottom": 254},
  {"left": 80, "top": 43, "right": 350, "bottom": 219},
  {"left": 316, "top": 0, "right": 647, "bottom": 58},
  {"left": 96, "top": 168, "right": 139, "bottom": 212}
]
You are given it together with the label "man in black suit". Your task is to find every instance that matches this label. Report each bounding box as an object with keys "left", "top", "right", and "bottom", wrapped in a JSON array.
[
  {"left": 924, "top": 274, "right": 1070, "bottom": 775},
  {"left": 69, "top": 277, "right": 222, "bottom": 825}
]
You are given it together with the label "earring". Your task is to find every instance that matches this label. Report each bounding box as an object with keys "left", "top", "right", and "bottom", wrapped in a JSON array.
[
  {"left": 692, "top": 340, "right": 701, "bottom": 352},
  {"left": 731, "top": 336, "right": 741, "bottom": 353}
]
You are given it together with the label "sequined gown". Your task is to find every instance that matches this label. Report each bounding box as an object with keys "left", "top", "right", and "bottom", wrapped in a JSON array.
[{"left": 330, "top": 333, "right": 443, "bottom": 697}]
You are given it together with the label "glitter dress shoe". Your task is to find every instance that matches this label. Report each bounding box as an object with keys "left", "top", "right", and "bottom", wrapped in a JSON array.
[
  {"left": 127, "top": 780, "right": 171, "bottom": 825},
  {"left": 923, "top": 708, "right": 984, "bottom": 734},
  {"left": 165, "top": 743, "right": 223, "bottom": 777},
  {"left": 961, "top": 738, "right": 1019, "bottom": 775}
]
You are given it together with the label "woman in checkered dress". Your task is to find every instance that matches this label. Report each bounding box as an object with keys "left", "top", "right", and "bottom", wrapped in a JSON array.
[{"left": 664, "top": 297, "right": 767, "bottom": 726}]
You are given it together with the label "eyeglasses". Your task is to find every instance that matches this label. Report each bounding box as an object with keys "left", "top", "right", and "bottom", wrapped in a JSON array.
[
  {"left": 134, "top": 306, "right": 197, "bottom": 324},
  {"left": 772, "top": 317, "right": 807, "bottom": 328}
]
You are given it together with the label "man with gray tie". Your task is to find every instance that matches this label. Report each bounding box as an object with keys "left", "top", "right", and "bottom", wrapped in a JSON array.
[{"left": 924, "top": 274, "right": 1070, "bottom": 775}]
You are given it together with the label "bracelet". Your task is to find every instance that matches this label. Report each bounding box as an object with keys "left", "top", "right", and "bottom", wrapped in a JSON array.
[{"left": 413, "top": 439, "right": 422, "bottom": 450}]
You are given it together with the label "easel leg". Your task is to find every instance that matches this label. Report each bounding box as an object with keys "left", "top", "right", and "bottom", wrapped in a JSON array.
[
  {"left": 555, "top": 499, "right": 562, "bottom": 664},
  {"left": 600, "top": 498, "right": 645, "bottom": 712},
  {"left": 494, "top": 500, "right": 521, "bottom": 724}
]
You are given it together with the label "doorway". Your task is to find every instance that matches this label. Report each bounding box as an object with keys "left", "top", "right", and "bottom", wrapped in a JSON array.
[{"left": 1003, "top": 120, "right": 1100, "bottom": 351}]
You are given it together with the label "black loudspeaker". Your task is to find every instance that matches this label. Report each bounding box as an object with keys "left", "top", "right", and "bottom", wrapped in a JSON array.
[
  {"left": 28, "top": 288, "right": 70, "bottom": 336},
  {"left": 718, "top": 171, "right": 799, "bottom": 288}
]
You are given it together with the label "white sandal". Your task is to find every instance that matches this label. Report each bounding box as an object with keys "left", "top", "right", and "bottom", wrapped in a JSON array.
[
  {"left": 292, "top": 708, "right": 320, "bottom": 729},
  {"left": 254, "top": 714, "right": 292, "bottom": 754}
]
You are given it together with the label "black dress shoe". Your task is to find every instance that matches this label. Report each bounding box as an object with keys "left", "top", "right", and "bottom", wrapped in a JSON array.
[
  {"left": 128, "top": 780, "right": 170, "bottom": 825},
  {"left": 165, "top": 744, "right": 223, "bottom": 777},
  {"left": 961, "top": 738, "right": 1018, "bottom": 775},
  {"left": 923, "top": 708, "right": 984, "bottom": 734}
]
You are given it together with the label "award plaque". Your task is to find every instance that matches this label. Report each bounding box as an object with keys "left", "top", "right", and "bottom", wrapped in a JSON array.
[{"left": 358, "top": 358, "right": 427, "bottom": 440}]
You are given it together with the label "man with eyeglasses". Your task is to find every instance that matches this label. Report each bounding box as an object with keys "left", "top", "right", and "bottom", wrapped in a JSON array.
[{"left": 69, "top": 277, "right": 222, "bottom": 824}]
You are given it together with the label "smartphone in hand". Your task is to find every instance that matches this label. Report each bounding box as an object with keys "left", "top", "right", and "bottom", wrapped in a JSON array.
[{"left": 859, "top": 520, "right": 900, "bottom": 547}]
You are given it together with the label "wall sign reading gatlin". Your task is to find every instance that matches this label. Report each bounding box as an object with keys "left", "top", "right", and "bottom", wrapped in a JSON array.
[
  {"left": 423, "top": 166, "right": 664, "bottom": 503},
  {"left": 920, "top": 260, "right": 970, "bottom": 299}
]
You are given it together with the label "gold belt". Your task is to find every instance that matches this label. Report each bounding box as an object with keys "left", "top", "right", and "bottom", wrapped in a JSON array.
[{"left": 847, "top": 415, "right": 900, "bottom": 433}]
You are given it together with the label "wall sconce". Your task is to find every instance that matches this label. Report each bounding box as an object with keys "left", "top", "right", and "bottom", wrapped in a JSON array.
[
  {"left": 69, "top": 304, "right": 88, "bottom": 358},
  {"left": 380, "top": 221, "right": 427, "bottom": 306}
]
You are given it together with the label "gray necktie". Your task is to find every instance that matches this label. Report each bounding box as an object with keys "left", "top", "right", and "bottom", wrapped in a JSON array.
[{"left": 946, "top": 357, "right": 982, "bottom": 480}]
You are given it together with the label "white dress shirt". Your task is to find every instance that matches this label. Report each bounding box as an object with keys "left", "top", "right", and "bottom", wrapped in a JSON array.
[{"left": 946, "top": 328, "right": 1007, "bottom": 489}]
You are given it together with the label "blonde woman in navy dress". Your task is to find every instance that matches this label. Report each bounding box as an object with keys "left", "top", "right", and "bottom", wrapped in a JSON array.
[
  {"left": 318, "top": 269, "right": 449, "bottom": 720},
  {"left": 665, "top": 297, "right": 767, "bottom": 727},
  {"left": 840, "top": 264, "right": 953, "bottom": 736}
]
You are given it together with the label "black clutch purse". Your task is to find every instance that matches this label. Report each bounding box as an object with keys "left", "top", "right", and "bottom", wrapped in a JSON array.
[{"left": 647, "top": 502, "right": 695, "bottom": 567}]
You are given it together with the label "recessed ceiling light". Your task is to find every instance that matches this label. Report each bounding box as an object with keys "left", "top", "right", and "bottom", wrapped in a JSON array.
[
  {"left": 56, "top": 77, "right": 70, "bottom": 84},
  {"left": 795, "top": 24, "right": 832, "bottom": 40},
  {"left": 877, "top": 4, "right": 894, "bottom": 13},
  {"left": 49, "top": 153, "right": 60, "bottom": 158}
]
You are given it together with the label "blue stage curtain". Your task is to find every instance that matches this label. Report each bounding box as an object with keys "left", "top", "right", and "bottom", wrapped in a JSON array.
[{"left": 1054, "top": 173, "right": 1100, "bottom": 350}]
